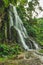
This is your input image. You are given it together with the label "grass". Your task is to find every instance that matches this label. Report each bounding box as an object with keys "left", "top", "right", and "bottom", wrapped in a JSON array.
[{"left": 0, "top": 57, "right": 8, "bottom": 62}]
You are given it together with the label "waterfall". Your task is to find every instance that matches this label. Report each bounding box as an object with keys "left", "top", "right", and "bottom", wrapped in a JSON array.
[{"left": 9, "top": 3, "right": 39, "bottom": 51}]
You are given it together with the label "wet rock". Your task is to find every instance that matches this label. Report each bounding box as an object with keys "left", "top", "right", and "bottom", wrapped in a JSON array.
[{"left": 0, "top": 51, "right": 43, "bottom": 65}]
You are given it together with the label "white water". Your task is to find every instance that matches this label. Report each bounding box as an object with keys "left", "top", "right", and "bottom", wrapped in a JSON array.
[
  {"left": 9, "top": 4, "right": 39, "bottom": 50},
  {"left": 9, "top": 11, "right": 14, "bottom": 27}
]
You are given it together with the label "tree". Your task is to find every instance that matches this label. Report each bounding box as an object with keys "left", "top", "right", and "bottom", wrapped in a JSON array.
[{"left": 17, "top": 0, "right": 43, "bottom": 24}]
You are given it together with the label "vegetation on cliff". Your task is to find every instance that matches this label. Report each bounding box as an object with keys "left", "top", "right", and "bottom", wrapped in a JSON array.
[{"left": 0, "top": 0, "right": 43, "bottom": 58}]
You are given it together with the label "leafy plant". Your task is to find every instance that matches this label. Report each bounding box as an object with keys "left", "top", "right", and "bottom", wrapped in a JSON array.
[{"left": 0, "top": 44, "right": 22, "bottom": 57}]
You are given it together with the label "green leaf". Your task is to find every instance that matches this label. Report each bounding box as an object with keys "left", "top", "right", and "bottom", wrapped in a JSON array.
[{"left": 3, "top": 0, "right": 9, "bottom": 7}]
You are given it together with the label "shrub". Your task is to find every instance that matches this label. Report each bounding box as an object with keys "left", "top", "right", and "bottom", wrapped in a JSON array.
[{"left": 0, "top": 44, "right": 22, "bottom": 57}]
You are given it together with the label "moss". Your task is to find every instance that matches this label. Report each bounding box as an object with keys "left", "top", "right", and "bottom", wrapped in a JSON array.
[
  {"left": 0, "top": 57, "right": 8, "bottom": 62},
  {"left": 39, "top": 49, "right": 43, "bottom": 53}
]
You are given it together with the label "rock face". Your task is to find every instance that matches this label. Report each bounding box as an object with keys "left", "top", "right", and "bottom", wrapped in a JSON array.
[
  {"left": 0, "top": 51, "right": 43, "bottom": 65},
  {"left": 18, "top": 59, "right": 41, "bottom": 65}
]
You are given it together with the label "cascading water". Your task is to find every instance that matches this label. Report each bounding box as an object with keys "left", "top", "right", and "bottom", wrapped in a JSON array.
[{"left": 9, "top": 4, "right": 39, "bottom": 51}]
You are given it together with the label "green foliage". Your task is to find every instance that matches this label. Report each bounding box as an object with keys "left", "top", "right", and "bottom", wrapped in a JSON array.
[
  {"left": 3, "top": 0, "right": 17, "bottom": 7},
  {"left": 23, "top": 18, "right": 43, "bottom": 46},
  {"left": 3, "top": 0, "right": 9, "bottom": 7},
  {"left": 0, "top": 44, "right": 22, "bottom": 57},
  {"left": 39, "top": 49, "right": 43, "bottom": 53},
  {"left": 35, "top": 18, "right": 43, "bottom": 45}
]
